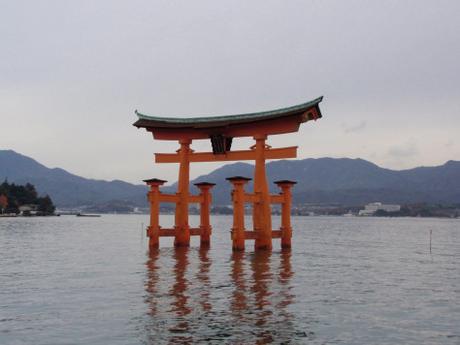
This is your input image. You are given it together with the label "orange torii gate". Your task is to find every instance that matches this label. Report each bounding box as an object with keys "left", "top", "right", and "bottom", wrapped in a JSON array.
[{"left": 134, "top": 97, "right": 323, "bottom": 250}]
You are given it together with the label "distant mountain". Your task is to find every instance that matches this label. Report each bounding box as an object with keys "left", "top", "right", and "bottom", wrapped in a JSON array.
[
  {"left": 0, "top": 150, "right": 147, "bottom": 207},
  {"left": 1, "top": 149, "right": 459, "bottom": 207},
  {"left": 189, "top": 158, "right": 460, "bottom": 205}
]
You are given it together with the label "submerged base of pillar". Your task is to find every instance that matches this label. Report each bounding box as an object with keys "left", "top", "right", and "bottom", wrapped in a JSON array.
[
  {"left": 174, "top": 243, "right": 190, "bottom": 247},
  {"left": 254, "top": 244, "right": 272, "bottom": 250},
  {"left": 200, "top": 240, "right": 210, "bottom": 248},
  {"left": 231, "top": 228, "right": 245, "bottom": 251},
  {"left": 280, "top": 226, "right": 292, "bottom": 249},
  {"left": 173, "top": 225, "right": 190, "bottom": 247},
  {"left": 148, "top": 241, "right": 159, "bottom": 249},
  {"left": 281, "top": 242, "right": 291, "bottom": 249},
  {"left": 200, "top": 225, "right": 211, "bottom": 248},
  {"left": 147, "top": 226, "right": 159, "bottom": 249},
  {"left": 173, "top": 239, "right": 190, "bottom": 247},
  {"left": 174, "top": 237, "right": 190, "bottom": 247},
  {"left": 255, "top": 237, "right": 272, "bottom": 250}
]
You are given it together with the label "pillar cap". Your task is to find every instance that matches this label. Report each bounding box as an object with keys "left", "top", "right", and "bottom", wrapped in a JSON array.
[
  {"left": 226, "top": 176, "right": 252, "bottom": 182},
  {"left": 143, "top": 178, "right": 167, "bottom": 185},
  {"left": 274, "top": 180, "right": 297, "bottom": 185},
  {"left": 194, "top": 182, "right": 216, "bottom": 187}
]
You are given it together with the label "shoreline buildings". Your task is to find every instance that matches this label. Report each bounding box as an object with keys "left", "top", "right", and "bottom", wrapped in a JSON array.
[{"left": 359, "top": 202, "right": 401, "bottom": 216}]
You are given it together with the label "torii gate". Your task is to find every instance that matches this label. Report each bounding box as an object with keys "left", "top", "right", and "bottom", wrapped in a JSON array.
[{"left": 134, "top": 97, "right": 323, "bottom": 250}]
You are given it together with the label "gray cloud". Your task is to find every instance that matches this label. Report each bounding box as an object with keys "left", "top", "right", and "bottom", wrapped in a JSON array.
[
  {"left": 342, "top": 121, "right": 367, "bottom": 133},
  {"left": 388, "top": 141, "right": 419, "bottom": 158},
  {"left": 445, "top": 140, "right": 454, "bottom": 148},
  {"left": 1, "top": 0, "right": 459, "bottom": 183}
]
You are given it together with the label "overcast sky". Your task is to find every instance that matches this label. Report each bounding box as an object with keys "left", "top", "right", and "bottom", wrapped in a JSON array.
[{"left": 1, "top": 0, "right": 459, "bottom": 184}]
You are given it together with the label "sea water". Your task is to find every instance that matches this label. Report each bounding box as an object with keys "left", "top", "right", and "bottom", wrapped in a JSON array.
[{"left": 1, "top": 215, "right": 459, "bottom": 344}]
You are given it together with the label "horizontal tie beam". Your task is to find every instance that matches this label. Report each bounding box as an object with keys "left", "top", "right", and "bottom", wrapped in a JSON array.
[
  {"left": 158, "top": 228, "right": 202, "bottom": 236},
  {"left": 239, "top": 230, "right": 283, "bottom": 240},
  {"left": 155, "top": 146, "right": 297, "bottom": 163},
  {"left": 188, "top": 195, "right": 203, "bottom": 203},
  {"left": 244, "top": 193, "right": 260, "bottom": 203},
  {"left": 270, "top": 195, "right": 285, "bottom": 204},
  {"left": 157, "top": 194, "right": 206, "bottom": 204}
]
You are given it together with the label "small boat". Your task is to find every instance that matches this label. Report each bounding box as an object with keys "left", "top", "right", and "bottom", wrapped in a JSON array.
[{"left": 76, "top": 213, "right": 101, "bottom": 217}]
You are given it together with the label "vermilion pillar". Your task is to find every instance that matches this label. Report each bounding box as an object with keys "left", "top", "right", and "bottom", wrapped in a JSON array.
[
  {"left": 194, "top": 182, "right": 215, "bottom": 247},
  {"left": 175, "top": 139, "right": 192, "bottom": 247},
  {"left": 227, "top": 176, "right": 251, "bottom": 251},
  {"left": 144, "top": 178, "right": 167, "bottom": 249},
  {"left": 253, "top": 135, "right": 272, "bottom": 250},
  {"left": 274, "top": 180, "right": 296, "bottom": 249}
]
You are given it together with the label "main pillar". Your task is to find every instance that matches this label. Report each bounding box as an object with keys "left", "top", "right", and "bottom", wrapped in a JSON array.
[
  {"left": 174, "top": 139, "right": 192, "bottom": 247},
  {"left": 253, "top": 135, "right": 272, "bottom": 250}
]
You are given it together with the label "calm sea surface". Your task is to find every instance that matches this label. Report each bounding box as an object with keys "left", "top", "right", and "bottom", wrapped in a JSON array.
[{"left": 1, "top": 215, "right": 459, "bottom": 344}]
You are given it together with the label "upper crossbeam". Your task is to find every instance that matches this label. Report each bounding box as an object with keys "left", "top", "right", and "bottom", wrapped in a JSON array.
[{"left": 155, "top": 146, "right": 297, "bottom": 163}]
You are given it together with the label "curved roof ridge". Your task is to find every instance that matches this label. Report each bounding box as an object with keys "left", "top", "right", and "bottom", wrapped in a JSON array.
[{"left": 135, "top": 96, "right": 323, "bottom": 123}]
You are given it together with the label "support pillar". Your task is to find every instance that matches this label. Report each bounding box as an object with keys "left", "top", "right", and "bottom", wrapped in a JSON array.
[
  {"left": 227, "top": 176, "right": 251, "bottom": 251},
  {"left": 253, "top": 135, "right": 272, "bottom": 250},
  {"left": 194, "top": 182, "right": 215, "bottom": 247},
  {"left": 175, "top": 139, "right": 192, "bottom": 247},
  {"left": 274, "top": 180, "right": 296, "bottom": 249},
  {"left": 144, "top": 178, "right": 167, "bottom": 249}
]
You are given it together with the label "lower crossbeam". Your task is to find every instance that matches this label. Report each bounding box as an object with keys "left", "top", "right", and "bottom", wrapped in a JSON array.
[
  {"left": 238, "top": 230, "right": 284, "bottom": 240},
  {"left": 157, "top": 228, "right": 202, "bottom": 237}
]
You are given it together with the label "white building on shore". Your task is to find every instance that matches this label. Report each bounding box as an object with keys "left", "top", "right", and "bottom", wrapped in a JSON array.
[
  {"left": 18, "top": 204, "right": 39, "bottom": 216},
  {"left": 359, "top": 202, "right": 400, "bottom": 216}
]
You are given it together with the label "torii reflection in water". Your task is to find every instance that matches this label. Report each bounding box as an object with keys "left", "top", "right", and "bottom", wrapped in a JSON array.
[{"left": 143, "top": 248, "right": 295, "bottom": 344}]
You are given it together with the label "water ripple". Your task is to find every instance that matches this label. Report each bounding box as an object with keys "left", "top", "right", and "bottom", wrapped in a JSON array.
[{"left": 0, "top": 215, "right": 459, "bottom": 344}]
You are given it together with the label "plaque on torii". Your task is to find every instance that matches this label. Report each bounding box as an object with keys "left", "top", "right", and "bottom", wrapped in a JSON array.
[{"left": 134, "top": 97, "right": 323, "bottom": 250}]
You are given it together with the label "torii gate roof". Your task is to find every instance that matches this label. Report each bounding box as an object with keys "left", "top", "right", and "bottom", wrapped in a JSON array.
[{"left": 133, "top": 96, "right": 323, "bottom": 141}]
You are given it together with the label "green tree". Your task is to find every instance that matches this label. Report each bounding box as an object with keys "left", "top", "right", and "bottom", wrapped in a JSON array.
[
  {"left": 37, "top": 195, "right": 55, "bottom": 215},
  {"left": 0, "top": 181, "right": 55, "bottom": 215}
]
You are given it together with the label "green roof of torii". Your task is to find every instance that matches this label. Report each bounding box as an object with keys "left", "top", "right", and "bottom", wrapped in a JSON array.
[{"left": 133, "top": 96, "right": 323, "bottom": 129}]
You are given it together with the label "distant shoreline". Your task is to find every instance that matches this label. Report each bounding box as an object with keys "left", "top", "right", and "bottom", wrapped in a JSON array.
[{"left": 2, "top": 213, "right": 457, "bottom": 220}]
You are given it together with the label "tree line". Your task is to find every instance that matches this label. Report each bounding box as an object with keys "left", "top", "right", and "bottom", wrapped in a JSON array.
[{"left": 0, "top": 180, "right": 55, "bottom": 215}]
